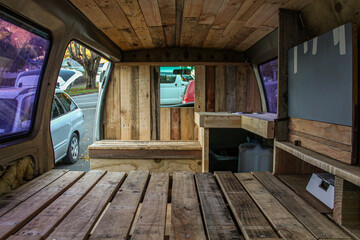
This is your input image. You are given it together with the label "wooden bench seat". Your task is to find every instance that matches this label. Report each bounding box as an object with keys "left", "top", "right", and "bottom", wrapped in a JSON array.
[
  {"left": 0, "top": 170, "right": 351, "bottom": 240},
  {"left": 89, "top": 140, "right": 202, "bottom": 173}
]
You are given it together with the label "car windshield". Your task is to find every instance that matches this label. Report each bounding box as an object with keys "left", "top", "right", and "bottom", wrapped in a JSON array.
[{"left": 0, "top": 99, "right": 17, "bottom": 134}]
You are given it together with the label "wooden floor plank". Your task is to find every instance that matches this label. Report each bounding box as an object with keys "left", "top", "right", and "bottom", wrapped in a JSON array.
[
  {"left": 170, "top": 171, "right": 206, "bottom": 240},
  {"left": 0, "top": 169, "right": 68, "bottom": 217},
  {"left": 195, "top": 173, "right": 242, "bottom": 240},
  {"left": 215, "top": 172, "right": 280, "bottom": 240},
  {"left": 47, "top": 172, "right": 126, "bottom": 240},
  {"left": 90, "top": 171, "right": 150, "bottom": 239},
  {"left": 9, "top": 170, "right": 106, "bottom": 240},
  {"left": 235, "top": 173, "right": 316, "bottom": 240},
  {"left": 0, "top": 171, "right": 84, "bottom": 240},
  {"left": 253, "top": 172, "right": 350, "bottom": 240},
  {"left": 131, "top": 172, "right": 169, "bottom": 240}
]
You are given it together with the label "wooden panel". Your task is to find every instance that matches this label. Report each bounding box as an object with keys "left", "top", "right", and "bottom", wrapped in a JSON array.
[
  {"left": 47, "top": 172, "right": 126, "bottom": 240},
  {"left": 246, "top": 65, "right": 262, "bottom": 112},
  {"left": 215, "top": 172, "right": 279, "bottom": 240},
  {"left": 90, "top": 171, "right": 149, "bottom": 239},
  {"left": 12, "top": 171, "right": 106, "bottom": 239},
  {"left": 277, "top": 175, "right": 332, "bottom": 214},
  {"left": 104, "top": 68, "right": 117, "bottom": 139},
  {"left": 171, "top": 108, "right": 181, "bottom": 140},
  {"left": 195, "top": 173, "right": 242, "bottom": 239},
  {"left": 91, "top": 158, "right": 202, "bottom": 173},
  {"left": 199, "top": 127, "right": 209, "bottom": 172},
  {"left": 215, "top": 66, "right": 226, "bottom": 112},
  {"left": 334, "top": 176, "right": 360, "bottom": 226},
  {"left": 120, "top": 66, "right": 133, "bottom": 140},
  {"left": 113, "top": 64, "right": 121, "bottom": 139},
  {"left": 275, "top": 141, "right": 360, "bottom": 187},
  {"left": 170, "top": 171, "right": 206, "bottom": 240},
  {"left": 131, "top": 172, "right": 169, "bottom": 240},
  {"left": 195, "top": 66, "right": 206, "bottom": 112},
  {"left": 160, "top": 108, "right": 171, "bottom": 140},
  {"left": 0, "top": 171, "right": 84, "bottom": 240},
  {"left": 206, "top": 66, "right": 215, "bottom": 112},
  {"left": 225, "top": 65, "right": 237, "bottom": 112},
  {"left": 0, "top": 169, "right": 68, "bottom": 217},
  {"left": 235, "top": 173, "right": 316, "bottom": 240},
  {"left": 150, "top": 66, "right": 160, "bottom": 140},
  {"left": 139, "top": 66, "right": 151, "bottom": 140},
  {"left": 236, "top": 63, "right": 247, "bottom": 112},
  {"left": 253, "top": 172, "right": 349, "bottom": 239},
  {"left": 158, "top": 0, "right": 176, "bottom": 46},
  {"left": 180, "top": 108, "right": 194, "bottom": 140}
]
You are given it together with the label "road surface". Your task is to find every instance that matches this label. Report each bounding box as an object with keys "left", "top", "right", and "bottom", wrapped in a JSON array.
[{"left": 55, "top": 92, "right": 98, "bottom": 172}]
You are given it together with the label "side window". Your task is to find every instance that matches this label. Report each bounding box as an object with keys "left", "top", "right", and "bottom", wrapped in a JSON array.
[
  {"left": 259, "top": 59, "right": 278, "bottom": 113},
  {"left": 51, "top": 101, "right": 60, "bottom": 119},
  {"left": 0, "top": 11, "right": 50, "bottom": 138},
  {"left": 56, "top": 93, "right": 77, "bottom": 112},
  {"left": 160, "top": 74, "right": 176, "bottom": 84},
  {"left": 54, "top": 98, "right": 65, "bottom": 115}
]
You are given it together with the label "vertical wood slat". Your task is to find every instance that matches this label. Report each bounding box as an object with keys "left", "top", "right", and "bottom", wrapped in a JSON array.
[
  {"left": 195, "top": 173, "right": 242, "bottom": 240},
  {"left": 170, "top": 171, "right": 206, "bottom": 240},
  {"left": 139, "top": 66, "right": 151, "bottom": 140},
  {"left": 215, "top": 66, "right": 226, "bottom": 112},
  {"left": 206, "top": 66, "right": 215, "bottom": 112},
  {"left": 90, "top": 171, "right": 149, "bottom": 239},
  {"left": 195, "top": 65, "right": 206, "bottom": 112},
  {"left": 0, "top": 171, "right": 84, "bottom": 240},
  {"left": 235, "top": 173, "right": 316, "bottom": 240},
  {"left": 246, "top": 64, "right": 262, "bottom": 112},
  {"left": 131, "top": 67, "right": 140, "bottom": 140},
  {"left": 236, "top": 64, "right": 247, "bottom": 112},
  {"left": 47, "top": 172, "right": 126, "bottom": 240},
  {"left": 160, "top": 108, "right": 171, "bottom": 140},
  {"left": 150, "top": 66, "right": 161, "bottom": 140},
  {"left": 131, "top": 172, "right": 169, "bottom": 240},
  {"left": 114, "top": 65, "right": 121, "bottom": 139},
  {"left": 225, "top": 65, "right": 237, "bottom": 112},
  {"left": 104, "top": 69, "right": 116, "bottom": 139},
  {"left": 180, "top": 108, "right": 194, "bottom": 140},
  {"left": 11, "top": 171, "right": 106, "bottom": 240},
  {"left": 215, "top": 172, "right": 279, "bottom": 240},
  {"left": 121, "top": 66, "right": 133, "bottom": 140},
  {"left": 171, "top": 108, "right": 181, "bottom": 140}
]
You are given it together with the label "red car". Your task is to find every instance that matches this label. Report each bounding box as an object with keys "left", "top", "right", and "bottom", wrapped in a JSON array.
[{"left": 182, "top": 80, "right": 194, "bottom": 104}]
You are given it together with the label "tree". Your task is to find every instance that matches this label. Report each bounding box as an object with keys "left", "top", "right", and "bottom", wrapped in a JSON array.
[{"left": 67, "top": 41, "right": 100, "bottom": 89}]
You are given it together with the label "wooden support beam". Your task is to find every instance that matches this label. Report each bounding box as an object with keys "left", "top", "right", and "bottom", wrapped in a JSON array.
[{"left": 276, "top": 9, "right": 308, "bottom": 140}]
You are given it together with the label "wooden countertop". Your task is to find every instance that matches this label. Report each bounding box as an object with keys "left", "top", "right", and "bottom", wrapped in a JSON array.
[{"left": 195, "top": 112, "right": 276, "bottom": 139}]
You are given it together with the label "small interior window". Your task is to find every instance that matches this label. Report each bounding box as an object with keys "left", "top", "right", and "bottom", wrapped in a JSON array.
[
  {"left": 0, "top": 11, "right": 50, "bottom": 139},
  {"left": 258, "top": 59, "right": 278, "bottom": 113}
]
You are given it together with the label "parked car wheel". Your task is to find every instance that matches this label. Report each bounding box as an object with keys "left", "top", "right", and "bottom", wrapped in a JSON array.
[{"left": 63, "top": 133, "right": 79, "bottom": 164}]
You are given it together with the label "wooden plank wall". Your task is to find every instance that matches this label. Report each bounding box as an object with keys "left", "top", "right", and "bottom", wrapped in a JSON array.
[
  {"left": 206, "top": 64, "right": 262, "bottom": 113},
  {"left": 160, "top": 108, "right": 195, "bottom": 140}
]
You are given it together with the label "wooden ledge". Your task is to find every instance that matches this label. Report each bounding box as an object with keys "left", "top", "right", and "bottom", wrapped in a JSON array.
[
  {"left": 275, "top": 141, "right": 360, "bottom": 186},
  {"left": 195, "top": 112, "right": 276, "bottom": 139},
  {"left": 89, "top": 140, "right": 202, "bottom": 159}
]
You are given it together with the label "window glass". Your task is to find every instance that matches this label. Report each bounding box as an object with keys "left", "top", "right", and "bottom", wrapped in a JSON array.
[
  {"left": 259, "top": 59, "right": 278, "bottom": 113},
  {"left": 0, "top": 13, "right": 50, "bottom": 138},
  {"left": 54, "top": 98, "right": 65, "bottom": 115},
  {"left": 51, "top": 101, "right": 60, "bottom": 119},
  {"left": 160, "top": 66, "right": 195, "bottom": 107},
  {"left": 56, "top": 92, "right": 77, "bottom": 112}
]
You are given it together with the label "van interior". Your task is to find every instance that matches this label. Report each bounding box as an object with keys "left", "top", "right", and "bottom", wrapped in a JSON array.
[{"left": 0, "top": 0, "right": 360, "bottom": 239}]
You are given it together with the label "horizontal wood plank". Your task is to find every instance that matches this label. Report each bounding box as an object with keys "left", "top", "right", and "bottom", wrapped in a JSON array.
[
  {"left": 170, "top": 171, "right": 206, "bottom": 240},
  {"left": 90, "top": 171, "right": 149, "bottom": 239},
  {"left": 215, "top": 172, "right": 280, "bottom": 240},
  {"left": 47, "top": 172, "right": 126, "bottom": 240},
  {"left": 235, "top": 173, "right": 316, "bottom": 240}
]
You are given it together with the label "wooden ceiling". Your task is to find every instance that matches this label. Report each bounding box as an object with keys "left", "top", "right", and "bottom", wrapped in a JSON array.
[{"left": 70, "top": 0, "right": 313, "bottom": 52}]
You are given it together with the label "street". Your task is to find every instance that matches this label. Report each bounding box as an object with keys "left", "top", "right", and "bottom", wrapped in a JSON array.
[{"left": 55, "top": 92, "right": 98, "bottom": 171}]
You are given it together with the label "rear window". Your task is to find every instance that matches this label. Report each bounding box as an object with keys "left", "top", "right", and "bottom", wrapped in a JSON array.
[
  {"left": 0, "top": 11, "right": 50, "bottom": 139},
  {"left": 160, "top": 74, "right": 176, "bottom": 84},
  {"left": 259, "top": 59, "right": 278, "bottom": 113}
]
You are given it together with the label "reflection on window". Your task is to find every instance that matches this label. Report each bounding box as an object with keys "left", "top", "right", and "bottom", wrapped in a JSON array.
[
  {"left": 259, "top": 59, "right": 278, "bottom": 113},
  {"left": 160, "top": 66, "right": 195, "bottom": 107},
  {"left": 56, "top": 92, "right": 77, "bottom": 112},
  {"left": 0, "top": 14, "right": 50, "bottom": 138}
]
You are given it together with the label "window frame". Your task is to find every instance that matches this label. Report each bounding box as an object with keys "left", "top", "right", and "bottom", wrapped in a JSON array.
[
  {"left": 0, "top": 7, "right": 52, "bottom": 142},
  {"left": 258, "top": 58, "right": 278, "bottom": 114}
]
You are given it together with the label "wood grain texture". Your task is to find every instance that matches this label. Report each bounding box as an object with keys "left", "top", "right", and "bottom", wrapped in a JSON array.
[
  {"left": 170, "top": 171, "right": 206, "bottom": 240},
  {"left": 91, "top": 158, "right": 202, "bottom": 173},
  {"left": 0, "top": 169, "right": 68, "bottom": 217},
  {"left": 253, "top": 172, "right": 349, "bottom": 239},
  {"left": 180, "top": 108, "right": 194, "bottom": 140},
  {"left": 131, "top": 172, "right": 169, "bottom": 240},
  {"left": 160, "top": 108, "right": 171, "bottom": 140},
  {"left": 171, "top": 108, "right": 181, "bottom": 140},
  {"left": 206, "top": 66, "right": 215, "bottom": 112},
  {"left": 195, "top": 173, "right": 242, "bottom": 239},
  {"left": 139, "top": 66, "right": 151, "bottom": 140},
  {"left": 0, "top": 171, "right": 84, "bottom": 240},
  {"left": 235, "top": 173, "right": 316, "bottom": 240},
  {"left": 11, "top": 171, "right": 106, "bottom": 239},
  {"left": 90, "top": 171, "right": 149, "bottom": 239},
  {"left": 215, "top": 66, "right": 226, "bottom": 112},
  {"left": 215, "top": 172, "right": 279, "bottom": 240},
  {"left": 47, "top": 172, "right": 126, "bottom": 240},
  {"left": 195, "top": 66, "right": 206, "bottom": 112}
]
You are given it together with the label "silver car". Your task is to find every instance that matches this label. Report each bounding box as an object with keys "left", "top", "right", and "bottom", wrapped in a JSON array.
[{"left": 51, "top": 89, "right": 85, "bottom": 164}]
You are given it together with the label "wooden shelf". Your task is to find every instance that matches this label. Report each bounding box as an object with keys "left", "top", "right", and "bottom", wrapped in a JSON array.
[
  {"left": 275, "top": 141, "right": 360, "bottom": 187},
  {"left": 195, "top": 112, "right": 276, "bottom": 139}
]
